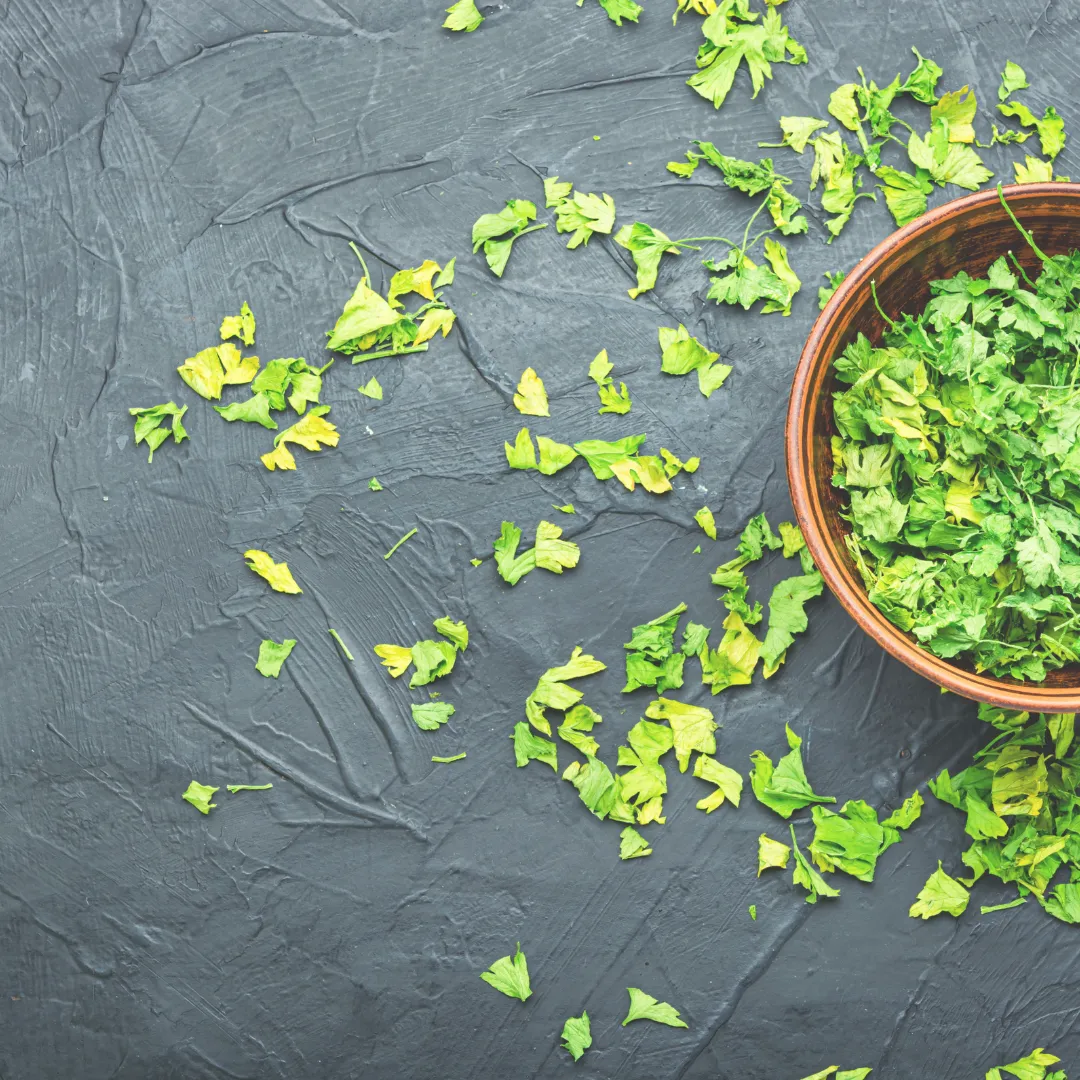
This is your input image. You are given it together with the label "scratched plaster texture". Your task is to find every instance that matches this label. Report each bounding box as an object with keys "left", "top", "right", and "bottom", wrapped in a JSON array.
[{"left": 1, "top": 1, "right": 1079, "bottom": 1077}]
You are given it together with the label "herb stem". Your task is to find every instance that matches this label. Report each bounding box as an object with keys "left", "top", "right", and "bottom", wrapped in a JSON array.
[
  {"left": 349, "top": 241, "right": 373, "bottom": 284},
  {"left": 384, "top": 527, "right": 419, "bottom": 561},
  {"left": 352, "top": 344, "right": 430, "bottom": 364}
]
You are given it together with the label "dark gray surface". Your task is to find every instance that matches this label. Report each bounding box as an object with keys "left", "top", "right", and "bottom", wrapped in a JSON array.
[{"left": 1, "top": 2, "right": 1078, "bottom": 1077}]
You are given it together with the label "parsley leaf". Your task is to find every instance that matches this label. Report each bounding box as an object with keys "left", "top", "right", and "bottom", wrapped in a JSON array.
[
  {"left": 513, "top": 721, "right": 558, "bottom": 770},
  {"left": 256, "top": 638, "right": 297, "bottom": 678},
  {"left": 758, "top": 115, "right": 829, "bottom": 153},
  {"left": 219, "top": 301, "right": 255, "bottom": 346},
  {"left": 260, "top": 406, "right": 339, "bottom": 471},
  {"left": 560, "top": 1012, "right": 592, "bottom": 1061},
  {"left": 553, "top": 189, "right": 617, "bottom": 248},
  {"left": 818, "top": 270, "right": 845, "bottom": 308},
  {"left": 790, "top": 823, "right": 840, "bottom": 903},
  {"left": 622, "top": 988, "right": 688, "bottom": 1028},
  {"left": 998, "top": 101, "right": 1067, "bottom": 160},
  {"left": 687, "top": 6, "right": 806, "bottom": 111},
  {"left": 900, "top": 46, "right": 943, "bottom": 104},
  {"left": 244, "top": 550, "right": 302, "bottom": 594},
  {"left": 757, "top": 833, "right": 792, "bottom": 874},
  {"left": 999, "top": 60, "right": 1029, "bottom": 102},
  {"left": 624, "top": 603, "right": 688, "bottom": 693},
  {"left": 658, "top": 324, "right": 731, "bottom": 398},
  {"left": 760, "top": 570, "right": 824, "bottom": 675},
  {"left": 693, "top": 753, "right": 744, "bottom": 811},
  {"left": 358, "top": 376, "right": 383, "bottom": 400},
  {"left": 986, "top": 1048, "right": 1062, "bottom": 1080},
  {"left": 619, "top": 825, "right": 653, "bottom": 859},
  {"left": 588, "top": 348, "right": 632, "bottom": 414},
  {"left": 645, "top": 696, "right": 717, "bottom": 771},
  {"left": 472, "top": 199, "right": 548, "bottom": 277},
  {"left": 544, "top": 177, "right": 573, "bottom": 207},
  {"left": 183, "top": 781, "right": 219, "bottom": 815},
  {"left": 695, "top": 506, "right": 717, "bottom": 539},
  {"left": 214, "top": 392, "right": 277, "bottom": 430},
  {"left": 909, "top": 861, "right": 970, "bottom": 919},
  {"left": 178, "top": 343, "right": 259, "bottom": 399},
  {"left": 525, "top": 647, "right": 606, "bottom": 735},
  {"left": 513, "top": 367, "right": 550, "bottom": 416},
  {"left": 494, "top": 520, "right": 580, "bottom": 585},
  {"left": 876, "top": 165, "right": 933, "bottom": 228},
  {"left": 443, "top": 0, "right": 484, "bottom": 31},
  {"left": 411, "top": 702, "right": 456, "bottom": 730},
  {"left": 615, "top": 222, "right": 684, "bottom": 298},
  {"left": 1014, "top": 156, "right": 1056, "bottom": 184},
  {"left": 130, "top": 402, "right": 189, "bottom": 461},
  {"left": 809, "top": 798, "right": 917, "bottom": 882},
  {"left": 930, "top": 85, "right": 977, "bottom": 143},
  {"left": 504, "top": 427, "right": 579, "bottom": 474},
  {"left": 577, "top": 0, "right": 643, "bottom": 24},
  {"left": 480, "top": 944, "right": 532, "bottom": 1001},
  {"left": 750, "top": 724, "right": 836, "bottom": 818}
]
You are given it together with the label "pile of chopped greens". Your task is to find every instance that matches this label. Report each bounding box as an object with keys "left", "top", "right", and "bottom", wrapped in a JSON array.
[
  {"left": 919, "top": 703, "right": 1080, "bottom": 927},
  {"left": 833, "top": 195, "right": 1080, "bottom": 681}
]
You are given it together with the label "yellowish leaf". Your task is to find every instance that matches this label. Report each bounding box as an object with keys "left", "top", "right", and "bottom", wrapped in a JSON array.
[
  {"left": 374, "top": 643, "right": 412, "bottom": 678},
  {"left": 260, "top": 444, "right": 296, "bottom": 471},
  {"left": 513, "top": 367, "right": 550, "bottom": 416},
  {"left": 178, "top": 346, "right": 226, "bottom": 400},
  {"left": 413, "top": 308, "right": 457, "bottom": 345},
  {"left": 244, "top": 549, "right": 302, "bottom": 594},
  {"left": 387, "top": 260, "right": 442, "bottom": 308},
  {"left": 218, "top": 342, "right": 260, "bottom": 385}
]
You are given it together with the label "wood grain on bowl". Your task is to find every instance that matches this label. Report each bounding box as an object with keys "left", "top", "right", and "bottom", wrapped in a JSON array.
[{"left": 787, "top": 183, "right": 1080, "bottom": 712}]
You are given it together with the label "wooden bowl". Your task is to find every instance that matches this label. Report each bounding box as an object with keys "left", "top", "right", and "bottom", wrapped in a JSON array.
[{"left": 787, "top": 182, "right": 1080, "bottom": 713}]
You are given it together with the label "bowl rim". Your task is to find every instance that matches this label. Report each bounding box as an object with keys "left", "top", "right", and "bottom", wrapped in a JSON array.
[{"left": 787, "top": 182, "right": 1080, "bottom": 713}]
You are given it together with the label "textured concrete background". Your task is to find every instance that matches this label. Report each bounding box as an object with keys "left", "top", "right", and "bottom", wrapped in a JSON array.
[{"left": 0, "top": 1, "right": 1077, "bottom": 1077}]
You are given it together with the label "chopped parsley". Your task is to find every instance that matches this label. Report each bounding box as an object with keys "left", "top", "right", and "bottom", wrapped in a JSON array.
[
  {"left": 432, "top": 753, "right": 466, "bottom": 763},
  {"left": 619, "top": 825, "right": 653, "bottom": 859},
  {"left": 260, "top": 406, "right": 339, "bottom": 471},
  {"left": 219, "top": 301, "right": 255, "bottom": 346},
  {"left": 443, "top": 0, "right": 484, "bottom": 31},
  {"left": 328, "top": 628, "right": 354, "bottom": 660},
  {"left": 255, "top": 638, "right": 297, "bottom": 678},
  {"left": 623, "top": 603, "right": 688, "bottom": 692},
  {"left": 494, "top": 520, "right": 580, "bottom": 585},
  {"left": 130, "top": 403, "right": 188, "bottom": 462},
  {"left": 588, "top": 349, "right": 632, "bottom": 415},
  {"left": 472, "top": 200, "right": 548, "bottom": 277},
  {"left": 411, "top": 702, "right": 456, "bottom": 730},
  {"left": 908, "top": 862, "right": 970, "bottom": 919},
  {"left": 384, "top": 527, "right": 418, "bottom": 560},
  {"left": 480, "top": 944, "right": 532, "bottom": 1001},
  {"left": 621, "top": 987, "right": 688, "bottom": 1028},
  {"left": 358, "top": 376, "right": 383, "bottom": 400},
  {"left": 513, "top": 367, "right": 550, "bottom": 416},
  {"left": 227, "top": 783, "right": 272, "bottom": 793},
  {"left": 182, "top": 781, "right": 218, "bottom": 815},
  {"left": 749, "top": 724, "right": 835, "bottom": 818},
  {"left": 560, "top": 1012, "right": 592, "bottom": 1061},
  {"left": 577, "top": 0, "right": 642, "bottom": 25},
  {"left": 658, "top": 325, "right": 732, "bottom": 398},
  {"left": 244, "top": 550, "right": 302, "bottom": 594}
]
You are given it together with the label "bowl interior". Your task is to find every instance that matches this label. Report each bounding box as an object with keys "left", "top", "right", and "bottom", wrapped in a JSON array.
[{"left": 789, "top": 183, "right": 1080, "bottom": 711}]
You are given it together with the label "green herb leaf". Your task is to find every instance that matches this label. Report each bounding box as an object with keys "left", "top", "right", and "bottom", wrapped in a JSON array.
[
  {"left": 999, "top": 61, "right": 1029, "bottom": 102},
  {"left": 695, "top": 506, "right": 717, "bottom": 539},
  {"left": 900, "top": 46, "right": 943, "bottom": 104},
  {"left": 369, "top": 477, "right": 383, "bottom": 491},
  {"left": 760, "top": 571, "right": 824, "bottom": 675},
  {"left": 615, "top": 222, "right": 682, "bottom": 298},
  {"left": 658, "top": 324, "right": 731, "bottom": 398},
  {"left": 358, "top": 376, "right": 383, "bottom": 400},
  {"left": 759, "top": 115, "right": 829, "bottom": 154},
  {"left": 577, "top": 0, "right": 643, "bottom": 24},
  {"left": 472, "top": 200, "right": 547, "bottom": 277},
  {"left": 480, "top": 944, "right": 532, "bottom": 1000},
  {"left": 183, "top": 781, "right": 219, "bottom": 815},
  {"left": 619, "top": 825, "right": 653, "bottom": 859},
  {"left": 750, "top": 724, "right": 836, "bottom": 818},
  {"left": 758, "top": 833, "right": 792, "bottom": 874},
  {"left": 411, "top": 702, "right": 456, "bottom": 730},
  {"left": 645, "top": 697, "right": 717, "bottom": 772},
  {"left": 512, "top": 721, "right": 558, "bottom": 770},
  {"left": 544, "top": 177, "right": 574, "bottom": 207},
  {"left": 244, "top": 550, "right": 302, "bottom": 594},
  {"left": 443, "top": 0, "right": 484, "bottom": 31},
  {"left": 560, "top": 1012, "right": 592, "bottom": 1061},
  {"left": 433, "top": 617, "right": 469, "bottom": 652},
  {"left": 624, "top": 603, "right": 687, "bottom": 693},
  {"left": 220, "top": 301, "right": 256, "bottom": 346},
  {"left": 909, "top": 861, "right": 970, "bottom": 919},
  {"left": 622, "top": 987, "right": 688, "bottom": 1027},
  {"left": 553, "top": 190, "right": 617, "bottom": 248},
  {"left": 255, "top": 638, "right": 297, "bottom": 678},
  {"left": 790, "top": 823, "right": 840, "bottom": 903},
  {"left": 129, "top": 402, "right": 189, "bottom": 461},
  {"left": 513, "top": 367, "right": 550, "bottom": 416},
  {"left": 693, "top": 753, "right": 744, "bottom": 811},
  {"left": 525, "top": 647, "right": 606, "bottom": 735}
]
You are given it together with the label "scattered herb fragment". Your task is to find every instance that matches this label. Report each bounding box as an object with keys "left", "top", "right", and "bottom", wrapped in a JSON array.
[
  {"left": 260, "top": 405, "right": 339, "bottom": 471},
  {"left": 384, "top": 527, "right": 418, "bottom": 561},
  {"left": 411, "top": 702, "right": 456, "bottom": 730},
  {"left": 622, "top": 987, "right": 688, "bottom": 1028},
  {"left": 513, "top": 722, "right": 559, "bottom": 770},
  {"left": 986, "top": 1048, "right": 1062, "bottom": 1080},
  {"left": 219, "top": 301, "right": 255, "bottom": 346},
  {"left": 695, "top": 506, "right": 717, "bottom": 539},
  {"left": 560, "top": 1012, "right": 592, "bottom": 1061},
  {"left": 130, "top": 403, "right": 188, "bottom": 462},
  {"left": 577, "top": 0, "right": 642, "bottom": 25},
  {"left": 470, "top": 557, "right": 482, "bottom": 567},
  {"left": 790, "top": 823, "right": 840, "bottom": 903},
  {"left": 624, "top": 603, "right": 687, "bottom": 692},
  {"left": 799, "top": 1069, "right": 872, "bottom": 1080},
  {"left": 750, "top": 724, "right": 835, "bottom": 818},
  {"left": 999, "top": 60, "right": 1029, "bottom": 102},
  {"left": 432, "top": 753, "right": 466, "bottom": 763},
  {"left": 818, "top": 270, "right": 846, "bottom": 309},
  {"left": 693, "top": 753, "right": 744, "bottom": 811},
  {"left": 358, "top": 376, "right": 383, "bottom": 400},
  {"left": 748, "top": 905, "right": 757, "bottom": 920},
  {"left": 244, "top": 550, "right": 302, "bottom": 594},
  {"left": 480, "top": 943, "right": 532, "bottom": 1001},
  {"left": 369, "top": 477, "right": 383, "bottom": 491},
  {"left": 758, "top": 833, "right": 792, "bottom": 875},
  {"left": 255, "top": 638, "right": 297, "bottom": 678},
  {"left": 658, "top": 325, "right": 731, "bottom": 398},
  {"left": 328, "top": 628, "right": 354, "bottom": 660},
  {"left": 182, "top": 781, "right": 218, "bottom": 815},
  {"left": 513, "top": 367, "right": 550, "bottom": 416},
  {"left": 443, "top": 0, "right": 484, "bottom": 31},
  {"left": 227, "top": 783, "right": 272, "bottom": 793},
  {"left": 472, "top": 199, "right": 548, "bottom": 277},
  {"left": 588, "top": 349, "right": 632, "bottom": 415},
  {"left": 551, "top": 188, "right": 617, "bottom": 248},
  {"left": 619, "top": 825, "right": 653, "bottom": 859},
  {"left": 525, "top": 647, "right": 606, "bottom": 734},
  {"left": 997, "top": 101, "right": 1067, "bottom": 160},
  {"left": 178, "top": 343, "right": 259, "bottom": 400},
  {"left": 909, "top": 861, "right": 970, "bottom": 919},
  {"left": 553, "top": 503, "right": 575, "bottom": 514}
]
